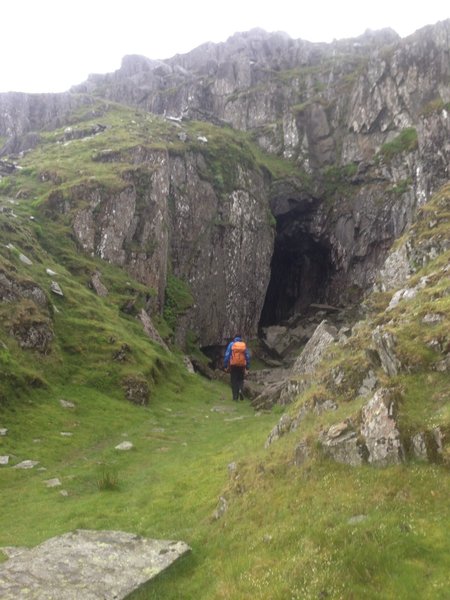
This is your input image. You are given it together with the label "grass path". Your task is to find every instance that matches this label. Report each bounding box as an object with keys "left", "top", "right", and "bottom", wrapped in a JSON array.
[
  {"left": 1, "top": 375, "right": 449, "bottom": 599},
  {"left": 0, "top": 372, "right": 280, "bottom": 566}
]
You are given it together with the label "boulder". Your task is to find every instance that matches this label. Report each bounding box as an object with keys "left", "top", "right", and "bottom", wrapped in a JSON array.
[
  {"left": 320, "top": 422, "right": 368, "bottom": 467},
  {"left": 371, "top": 326, "right": 402, "bottom": 377},
  {"left": 360, "top": 388, "right": 405, "bottom": 466},
  {"left": 291, "top": 320, "right": 338, "bottom": 376},
  {"left": 274, "top": 320, "right": 338, "bottom": 405},
  {"left": 89, "top": 271, "right": 108, "bottom": 297},
  {"left": 0, "top": 529, "right": 190, "bottom": 599}
]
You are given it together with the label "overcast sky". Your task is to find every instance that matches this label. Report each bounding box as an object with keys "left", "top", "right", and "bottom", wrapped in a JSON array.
[{"left": 1, "top": 1, "right": 449, "bottom": 94}]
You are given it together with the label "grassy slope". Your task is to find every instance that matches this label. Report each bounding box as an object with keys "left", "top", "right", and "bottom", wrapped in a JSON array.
[{"left": 0, "top": 103, "right": 449, "bottom": 599}]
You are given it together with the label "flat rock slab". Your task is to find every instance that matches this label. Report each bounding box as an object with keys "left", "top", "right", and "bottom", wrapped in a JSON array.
[{"left": 0, "top": 529, "right": 190, "bottom": 599}]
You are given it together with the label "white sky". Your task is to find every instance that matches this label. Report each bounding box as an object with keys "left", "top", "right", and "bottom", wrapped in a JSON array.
[{"left": 1, "top": 0, "right": 449, "bottom": 94}]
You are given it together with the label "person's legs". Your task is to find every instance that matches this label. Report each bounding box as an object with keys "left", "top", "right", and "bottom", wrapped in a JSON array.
[
  {"left": 236, "top": 367, "right": 245, "bottom": 400},
  {"left": 230, "top": 367, "right": 240, "bottom": 400}
]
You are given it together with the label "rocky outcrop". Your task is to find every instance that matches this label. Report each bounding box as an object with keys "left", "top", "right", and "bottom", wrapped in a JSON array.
[
  {"left": 169, "top": 154, "right": 274, "bottom": 345},
  {"left": 279, "top": 320, "right": 338, "bottom": 405},
  {"left": 0, "top": 92, "right": 95, "bottom": 155},
  {"left": 1, "top": 22, "right": 449, "bottom": 349},
  {"left": 56, "top": 145, "right": 273, "bottom": 347},
  {"left": 360, "top": 388, "right": 404, "bottom": 466},
  {"left": 0, "top": 265, "right": 54, "bottom": 353}
]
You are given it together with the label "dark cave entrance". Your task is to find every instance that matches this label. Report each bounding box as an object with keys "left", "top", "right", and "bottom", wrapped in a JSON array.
[{"left": 259, "top": 215, "right": 334, "bottom": 327}]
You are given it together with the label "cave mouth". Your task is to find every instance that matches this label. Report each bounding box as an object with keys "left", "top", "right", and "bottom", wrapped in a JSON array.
[{"left": 259, "top": 221, "right": 334, "bottom": 328}]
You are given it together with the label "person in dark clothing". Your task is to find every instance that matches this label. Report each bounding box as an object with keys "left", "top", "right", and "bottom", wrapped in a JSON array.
[{"left": 223, "top": 335, "right": 250, "bottom": 401}]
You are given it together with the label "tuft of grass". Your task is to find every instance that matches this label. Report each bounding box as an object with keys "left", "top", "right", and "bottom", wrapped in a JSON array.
[
  {"left": 97, "top": 466, "right": 120, "bottom": 491},
  {"left": 376, "top": 128, "right": 418, "bottom": 163}
]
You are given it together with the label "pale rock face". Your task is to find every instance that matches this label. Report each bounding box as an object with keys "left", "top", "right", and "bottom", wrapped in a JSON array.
[
  {"left": 291, "top": 320, "right": 338, "bottom": 376},
  {"left": 360, "top": 389, "right": 404, "bottom": 466},
  {"left": 379, "top": 244, "right": 412, "bottom": 291},
  {"left": 371, "top": 326, "right": 402, "bottom": 377},
  {"left": 0, "top": 530, "right": 190, "bottom": 599}
]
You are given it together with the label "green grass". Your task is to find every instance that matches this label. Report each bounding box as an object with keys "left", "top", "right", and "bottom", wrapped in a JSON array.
[
  {"left": 0, "top": 377, "right": 279, "bottom": 544},
  {"left": 0, "top": 102, "right": 449, "bottom": 599},
  {"left": 2, "top": 373, "right": 449, "bottom": 600},
  {"left": 376, "top": 128, "right": 418, "bottom": 163}
]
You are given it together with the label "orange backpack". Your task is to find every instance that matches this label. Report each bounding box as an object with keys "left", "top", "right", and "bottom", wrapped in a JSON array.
[{"left": 230, "top": 341, "right": 247, "bottom": 367}]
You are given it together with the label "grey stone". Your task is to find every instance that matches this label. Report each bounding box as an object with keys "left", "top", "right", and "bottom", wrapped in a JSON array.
[
  {"left": 89, "top": 271, "right": 108, "bottom": 297},
  {"left": 358, "top": 370, "right": 378, "bottom": 397},
  {"left": 19, "top": 253, "right": 33, "bottom": 265},
  {"left": 371, "top": 326, "right": 402, "bottom": 377},
  {"left": 379, "top": 244, "right": 411, "bottom": 291},
  {"left": 0, "top": 529, "right": 190, "bottom": 599},
  {"left": 60, "top": 399, "right": 76, "bottom": 409},
  {"left": 411, "top": 432, "right": 428, "bottom": 460},
  {"left": 44, "top": 478, "right": 62, "bottom": 488},
  {"left": 320, "top": 425, "right": 367, "bottom": 467},
  {"left": 139, "top": 309, "right": 170, "bottom": 351},
  {"left": 422, "top": 313, "right": 443, "bottom": 325},
  {"left": 60, "top": 432, "right": 73, "bottom": 437},
  {"left": 271, "top": 320, "right": 338, "bottom": 407},
  {"left": 387, "top": 287, "right": 418, "bottom": 310},
  {"left": 360, "top": 389, "right": 404, "bottom": 466},
  {"left": 0, "top": 547, "right": 29, "bottom": 559},
  {"left": 13, "top": 460, "right": 39, "bottom": 469},
  {"left": 0, "top": 456, "right": 9, "bottom": 465},
  {"left": 291, "top": 320, "right": 338, "bottom": 376},
  {"left": 210, "top": 405, "right": 236, "bottom": 413},
  {"left": 265, "top": 413, "right": 293, "bottom": 448},
  {"left": 227, "top": 462, "right": 238, "bottom": 477},
  {"left": 115, "top": 441, "right": 134, "bottom": 451},
  {"left": 212, "top": 496, "right": 228, "bottom": 521},
  {"left": 183, "top": 355, "right": 195, "bottom": 373},
  {"left": 435, "top": 355, "right": 450, "bottom": 372},
  {"left": 0, "top": 428, "right": 7, "bottom": 436},
  {"left": 327, "top": 421, "right": 350, "bottom": 439},
  {"left": 50, "top": 281, "right": 64, "bottom": 296},
  {"left": 433, "top": 427, "right": 445, "bottom": 455},
  {"left": 46, "top": 268, "right": 58, "bottom": 276}
]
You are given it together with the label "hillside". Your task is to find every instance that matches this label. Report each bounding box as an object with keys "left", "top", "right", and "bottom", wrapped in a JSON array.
[{"left": 0, "top": 21, "right": 449, "bottom": 600}]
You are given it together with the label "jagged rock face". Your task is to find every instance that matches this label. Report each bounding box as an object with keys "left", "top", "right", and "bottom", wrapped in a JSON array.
[
  {"left": 1, "top": 22, "right": 449, "bottom": 344},
  {"left": 63, "top": 149, "right": 273, "bottom": 346},
  {"left": 68, "top": 21, "right": 450, "bottom": 328},
  {"left": 169, "top": 154, "right": 273, "bottom": 344},
  {"left": 0, "top": 93, "right": 95, "bottom": 155},
  {"left": 70, "top": 23, "right": 449, "bottom": 187},
  {"left": 261, "top": 171, "right": 420, "bottom": 322},
  {"left": 64, "top": 153, "right": 170, "bottom": 309}
]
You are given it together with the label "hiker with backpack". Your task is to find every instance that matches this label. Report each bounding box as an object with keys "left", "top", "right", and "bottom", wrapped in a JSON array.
[{"left": 223, "top": 335, "right": 250, "bottom": 401}]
